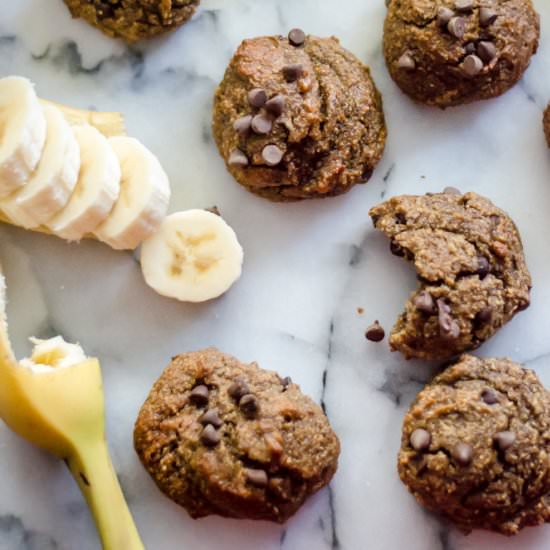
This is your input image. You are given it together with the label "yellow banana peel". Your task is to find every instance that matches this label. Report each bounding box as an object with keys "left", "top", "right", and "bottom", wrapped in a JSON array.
[{"left": 0, "top": 268, "right": 144, "bottom": 550}]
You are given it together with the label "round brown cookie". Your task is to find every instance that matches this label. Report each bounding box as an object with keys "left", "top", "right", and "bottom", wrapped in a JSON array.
[
  {"left": 63, "top": 0, "right": 199, "bottom": 43},
  {"left": 383, "top": 0, "right": 540, "bottom": 108},
  {"left": 134, "top": 348, "right": 340, "bottom": 522},
  {"left": 544, "top": 103, "right": 550, "bottom": 148},
  {"left": 369, "top": 190, "right": 531, "bottom": 361},
  {"left": 212, "top": 31, "right": 386, "bottom": 201},
  {"left": 398, "top": 355, "right": 550, "bottom": 535}
]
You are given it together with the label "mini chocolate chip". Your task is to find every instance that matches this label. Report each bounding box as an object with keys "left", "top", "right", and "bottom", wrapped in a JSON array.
[
  {"left": 479, "top": 7, "right": 498, "bottom": 27},
  {"left": 200, "top": 424, "right": 221, "bottom": 447},
  {"left": 248, "top": 88, "right": 267, "bottom": 108},
  {"left": 477, "top": 41, "right": 497, "bottom": 63},
  {"left": 517, "top": 299, "right": 530, "bottom": 312},
  {"left": 475, "top": 306, "right": 493, "bottom": 326},
  {"left": 494, "top": 431, "right": 516, "bottom": 451},
  {"left": 239, "top": 394, "right": 259, "bottom": 418},
  {"left": 454, "top": 0, "right": 473, "bottom": 12},
  {"left": 200, "top": 409, "right": 223, "bottom": 428},
  {"left": 251, "top": 113, "right": 273, "bottom": 134},
  {"left": 414, "top": 292, "right": 436, "bottom": 314},
  {"left": 410, "top": 429, "right": 431, "bottom": 452},
  {"left": 437, "top": 299, "right": 460, "bottom": 339},
  {"left": 365, "top": 320, "right": 385, "bottom": 342},
  {"left": 245, "top": 468, "right": 268, "bottom": 488},
  {"left": 481, "top": 388, "right": 499, "bottom": 405},
  {"left": 233, "top": 115, "right": 252, "bottom": 135},
  {"left": 452, "top": 442, "right": 473, "bottom": 466},
  {"left": 447, "top": 17, "right": 466, "bottom": 39},
  {"left": 228, "top": 149, "right": 249, "bottom": 167},
  {"left": 228, "top": 376, "right": 250, "bottom": 400},
  {"left": 264, "top": 95, "right": 285, "bottom": 117},
  {"left": 477, "top": 256, "right": 490, "bottom": 279},
  {"left": 462, "top": 55, "right": 484, "bottom": 77},
  {"left": 390, "top": 240, "right": 405, "bottom": 257},
  {"left": 464, "top": 42, "right": 476, "bottom": 55},
  {"left": 443, "top": 186, "right": 461, "bottom": 195},
  {"left": 262, "top": 144, "right": 284, "bottom": 166},
  {"left": 397, "top": 53, "right": 416, "bottom": 71},
  {"left": 280, "top": 376, "right": 292, "bottom": 388},
  {"left": 190, "top": 385, "right": 209, "bottom": 406},
  {"left": 283, "top": 64, "right": 304, "bottom": 82},
  {"left": 288, "top": 28, "right": 306, "bottom": 47},
  {"left": 437, "top": 7, "right": 454, "bottom": 27}
]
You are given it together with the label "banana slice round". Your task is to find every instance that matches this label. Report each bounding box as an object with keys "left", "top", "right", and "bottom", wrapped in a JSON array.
[
  {"left": 140, "top": 210, "right": 244, "bottom": 303},
  {"left": 47, "top": 124, "right": 121, "bottom": 241},
  {"left": 94, "top": 136, "right": 171, "bottom": 251},
  {"left": 1, "top": 104, "right": 80, "bottom": 229},
  {"left": 0, "top": 76, "right": 47, "bottom": 199}
]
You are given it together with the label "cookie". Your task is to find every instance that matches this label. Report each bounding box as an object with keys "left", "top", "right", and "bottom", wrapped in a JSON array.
[
  {"left": 544, "top": 103, "right": 550, "bottom": 148},
  {"left": 63, "top": 0, "right": 199, "bottom": 43},
  {"left": 212, "top": 31, "right": 386, "bottom": 201},
  {"left": 134, "top": 348, "right": 340, "bottom": 522},
  {"left": 383, "top": 0, "right": 540, "bottom": 108},
  {"left": 369, "top": 190, "right": 531, "bottom": 361},
  {"left": 398, "top": 355, "right": 550, "bottom": 535}
]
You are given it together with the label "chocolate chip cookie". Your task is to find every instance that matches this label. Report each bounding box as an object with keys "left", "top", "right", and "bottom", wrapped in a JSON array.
[
  {"left": 384, "top": 0, "right": 540, "bottom": 108},
  {"left": 212, "top": 31, "right": 387, "bottom": 201},
  {"left": 134, "top": 348, "right": 340, "bottom": 522},
  {"left": 369, "top": 190, "right": 531, "bottom": 361},
  {"left": 399, "top": 355, "right": 550, "bottom": 535},
  {"left": 63, "top": 0, "right": 199, "bottom": 43},
  {"left": 544, "top": 103, "right": 550, "bottom": 148}
]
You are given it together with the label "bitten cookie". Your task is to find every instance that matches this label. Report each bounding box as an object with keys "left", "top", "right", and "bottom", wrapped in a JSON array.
[
  {"left": 63, "top": 0, "right": 199, "bottom": 43},
  {"left": 369, "top": 190, "right": 531, "bottom": 361},
  {"left": 398, "top": 355, "right": 550, "bottom": 535},
  {"left": 134, "top": 349, "right": 340, "bottom": 522},
  {"left": 212, "top": 31, "right": 386, "bottom": 201},
  {"left": 384, "top": 0, "right": 540, "bottom": 108}
]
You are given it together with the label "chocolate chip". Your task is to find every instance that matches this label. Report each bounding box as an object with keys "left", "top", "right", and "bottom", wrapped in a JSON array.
[
  {"left": 239, "top": 394, "right": 259, "bottom": 418},
  {"left": 264, "top": 95, "right": 285, "bottom": 117},
  {"left": 464, "top": 42, "right": 476, "bottom": 55},
  {"left": 437, "top": 299, "right": 460, "bottom": 339},
  {"left": 390, "top": 240, "right": 405, "bottom": 257},
  {"left": 443, "top": 186, "right": 461, "bottom": 195},
  {"left": 233, "top": 115, "right": 252, "bottom": 135},
  {"left": 279, "top": 376, "right": 292, "bottom": 388},
  {"left": 477, "top": 41, "right": 497, "bottom": 63},
  {"left": 365, "top": 320, "right": 385, "bottom": 342},
  {"left": 245, "top": 468, "right": 268, "bottom": 488},
  {"left": 462, "top": 55, "right": 484, "bottom": 77},
  {"left": 494, "top": 431, "right": 516, "bottom": 451},
  {"left": 288, "top": 28, "right": 306, "bottom": 47},
  {"left": 452, "top": 442, "right": 473, "bottom": 466},
  {"left": 447, "top": 17, "right": 466, "bottom": 39},
  {"left": 477, "top": 255, "right": 490, "bottom": 279},
  {"left": 262, "top": 144, "right": 284, "bottom": 166},
  {"left": 228, "top": 376, "right": 250, "bottom": 400},
  {"left": 481, "top": 388, "right": 499, "bottom": 405},
  {"left": 410, "top": 429, "right": 431, "bottom": 452},
  {"left": 437, "top": 7, "right": 454, "bottom": 27},
  {"left": 397, "top": 53, "right": 416, "bottom": 71},
  {"left": 414, "top": 292, "right": 436, "bottom": 315},
  {"left": 475, "top": 306, "right": 493, "bottom": 326},
  {"left": 200, "top": 408, "right": 223, "bottom": 428},
  {"left": 479, "top": 7, "right": 498, "bottom": 27},
  {"left": 283, "top": 64, "right": 304, "bottom": 82},
  {"left": 190, "top": 385, "right": 209, "bottom": 406},
  {"left": 517, "top": 299, "right": 530, "bottom": 312},
  {"left": 200, "top": 424, "right": 221, "bottom": 447},
  {"left": 248, "top": 88, "right": 267, "bottom": 108},
  {"left": 228, "top": 149, "right": 248, "bottom": 167},
  {"left": 454, "top": 0, "right": 473, "bottom": 12},
  {"left": 251, "top": 113, "right": 273, "bottom": 134}
]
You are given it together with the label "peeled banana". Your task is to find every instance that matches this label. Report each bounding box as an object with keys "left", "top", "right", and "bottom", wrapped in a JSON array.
[{"left": 0, "top": 268, "right": 144, "bottom": 550}]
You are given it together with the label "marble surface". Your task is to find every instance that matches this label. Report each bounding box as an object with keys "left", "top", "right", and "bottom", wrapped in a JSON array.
[{"left": 1, "top": 0, "right": 550, "bottom": 548}]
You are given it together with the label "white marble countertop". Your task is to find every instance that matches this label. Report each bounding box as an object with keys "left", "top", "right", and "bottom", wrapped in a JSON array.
[{"left": 1, "top": 0, "right": 550, "bottom": 549}]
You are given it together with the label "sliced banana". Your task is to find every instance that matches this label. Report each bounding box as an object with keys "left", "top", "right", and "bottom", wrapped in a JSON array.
[
  {"left": 94, "top": 137, "right": 171, "bottom": 251},
  {"left": 47, "top": 124, "right": 121, "bottom": 241},
  {"left": 1, "top": 104, "right": 80, "bottom": 229},
  {"left": 140, "top": 210, "right": 244, "bottom": 303},
  {"left": 0, "top": 76, "right": 47, "bottom": 199}
]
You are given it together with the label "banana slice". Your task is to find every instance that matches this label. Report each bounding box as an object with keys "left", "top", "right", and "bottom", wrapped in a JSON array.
[
  {"left": 0, "top": 76, "right": 47, "bottom": 199},
  {"left": 94, "top": 136, "right": 171, "bottom": 251},
  {"left": 1, "top": 104, "right": 80, "bottom": 229},
  {"left": 47, "top": 124, "right": 121, "bottom": 241},
  {"left": 140, "top": 210, "right": 244, "bottom": 303}
]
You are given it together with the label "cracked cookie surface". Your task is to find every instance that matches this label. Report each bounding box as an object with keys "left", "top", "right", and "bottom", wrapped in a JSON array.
[
  {"left": 398, "top": 355, "right": 550, "bottom": 535},
  {"left": 383, "top": 0, "right": 540, "bottom": 107},
  {"left": 369, "top": 191, "right": 531, "bottom": 361},
  {"left": 212, "top": 33, "right": 386, "bottom": 201},
  {"left": 134, "top": 348, "right": 340, "bottom": 522}
]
